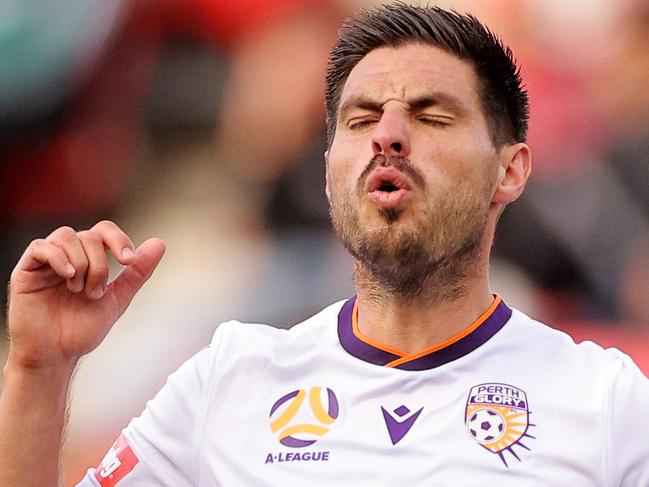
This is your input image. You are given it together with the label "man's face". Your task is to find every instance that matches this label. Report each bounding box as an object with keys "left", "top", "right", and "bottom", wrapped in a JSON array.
[{"left": 326, "top": 43, "right": 502, "bottom": 296}]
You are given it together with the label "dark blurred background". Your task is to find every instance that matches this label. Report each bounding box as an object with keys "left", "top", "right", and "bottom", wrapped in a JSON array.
[{"left": 0, "top": 1, "right": 647, "bottom": 484}]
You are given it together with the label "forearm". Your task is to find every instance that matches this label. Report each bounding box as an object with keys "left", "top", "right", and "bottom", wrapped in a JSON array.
[
  {"left": 0, "top": 355, "right": 76, "bottom": 487},
  {"left": 0, "top": 221, "right": 163, "bottom": 486}
]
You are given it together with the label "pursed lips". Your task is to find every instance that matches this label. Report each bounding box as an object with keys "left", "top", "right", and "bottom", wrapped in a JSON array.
[{"left": 366, "top": 167, "right": 414, "bottom": 209}]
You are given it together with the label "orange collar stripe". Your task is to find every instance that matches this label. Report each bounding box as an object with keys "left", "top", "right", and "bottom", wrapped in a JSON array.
[
  {"left": 384, "top": 296, "right": 502, "bottom": 368},
  {"left": 352, "top": 299, "right": 407, "bottom": 358}
]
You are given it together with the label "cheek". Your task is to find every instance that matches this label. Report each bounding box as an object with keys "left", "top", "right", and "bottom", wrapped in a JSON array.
[
  {"left": 327, "top": 156, "right": 362, "bottom": 195},
  {"left": 326, "top": 165, "right": 351, "bottom": 208},
  {"left": 425, "top": 144, "right": 496, "bottom": 189},
  {"left": 328, "top": 134, "right": 371, "bottom": 177}
]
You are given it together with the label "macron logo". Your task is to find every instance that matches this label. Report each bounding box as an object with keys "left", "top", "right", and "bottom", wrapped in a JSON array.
[{"left": 381, "top": 405, "right": 424, "bottom": 445}]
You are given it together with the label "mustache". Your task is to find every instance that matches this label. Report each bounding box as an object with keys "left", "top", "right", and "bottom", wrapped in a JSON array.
[{"left": 358, "top": 154, "right": 426, "bottom": 191}]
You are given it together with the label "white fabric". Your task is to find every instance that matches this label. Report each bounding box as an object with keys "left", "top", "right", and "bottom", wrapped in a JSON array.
[{"left": 76, "top": 301, "right": 649, "bottom": 486}]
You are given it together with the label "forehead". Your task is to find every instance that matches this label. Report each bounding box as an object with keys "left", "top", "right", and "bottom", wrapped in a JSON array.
[{"left": 339, "top": 43, "right": 481, "bottom": 111}]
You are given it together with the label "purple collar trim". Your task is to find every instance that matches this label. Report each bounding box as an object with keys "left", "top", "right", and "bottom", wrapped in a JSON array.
[{"left": 337, "top": 296, "right": 512, "bottom": 371}]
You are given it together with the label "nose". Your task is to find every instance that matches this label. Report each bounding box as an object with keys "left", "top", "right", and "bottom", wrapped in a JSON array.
[{"left": 371, "top": 109, "right": 411, "bottom": 158}]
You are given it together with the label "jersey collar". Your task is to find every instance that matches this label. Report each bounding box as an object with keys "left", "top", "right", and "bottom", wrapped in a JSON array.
[{"left": 337, "top": 295, "right": 512, "bottom": 371}]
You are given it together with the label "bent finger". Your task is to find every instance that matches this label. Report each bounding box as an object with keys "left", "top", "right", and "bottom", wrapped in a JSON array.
[
  {"left": 16, "top": 267, "right": 67, "bottom": 292},
  {"left": 46, "top": 226, "right": 89, "bottom": 293},
  {"left": 78, "top": 230, "right": 111, "bottom": 300},
  {"left": 90, "top": 220, "right": 135, "bottom": 265},
  {"left": 17, "top": 239, "right": 75, "bottom": 279}
]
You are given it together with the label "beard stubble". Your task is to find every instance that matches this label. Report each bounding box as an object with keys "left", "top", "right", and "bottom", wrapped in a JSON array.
[{"left": 329, "top": 154, "right": 496, "bottom": 303}]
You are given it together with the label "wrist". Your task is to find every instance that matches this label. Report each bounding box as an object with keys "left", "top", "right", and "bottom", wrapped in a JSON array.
[{"left": 3, "top": 350, "right": 78, "bottom": 384}]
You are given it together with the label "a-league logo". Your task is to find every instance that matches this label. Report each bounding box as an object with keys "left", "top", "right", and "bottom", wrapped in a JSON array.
[
  {"left": 465, "top": 382, "right": 535, "bottom": 467},
  {"left": 269, "top": 387, "right": 339, "bottom": 448}
]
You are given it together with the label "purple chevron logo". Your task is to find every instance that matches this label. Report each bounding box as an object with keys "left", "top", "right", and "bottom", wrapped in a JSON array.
[{"left": 381, "top": 404, "right": 423, "bottom": 445}]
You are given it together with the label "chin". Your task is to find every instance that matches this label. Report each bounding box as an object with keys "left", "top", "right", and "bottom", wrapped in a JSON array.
[
  {"left": 377, "top": 207, "right": 406, "bottom": 224},
  {"left": 361, "top": 203, "right": 410, "bottom": 225}
]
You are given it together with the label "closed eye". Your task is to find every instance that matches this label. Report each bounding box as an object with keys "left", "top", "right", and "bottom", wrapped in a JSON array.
[
  {"left": 418, "top": 116, "right": 452, "bottom": 127},
  {"left": 348, "top": 119, "right": 377, "bottom": 130}
]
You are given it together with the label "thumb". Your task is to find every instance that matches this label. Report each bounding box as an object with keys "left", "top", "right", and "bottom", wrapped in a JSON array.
[{"left": 109, "top": 237, "right": 166, "bottom": 312}]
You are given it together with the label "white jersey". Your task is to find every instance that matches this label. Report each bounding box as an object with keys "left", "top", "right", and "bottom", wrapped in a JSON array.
[{"left": 77, "top": 296, "right": 649, "bottom": 486}]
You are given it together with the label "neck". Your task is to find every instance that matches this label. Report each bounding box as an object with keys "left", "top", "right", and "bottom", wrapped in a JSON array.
[{"left": 353, "top": 249, "right": 493, "bottom": 355}]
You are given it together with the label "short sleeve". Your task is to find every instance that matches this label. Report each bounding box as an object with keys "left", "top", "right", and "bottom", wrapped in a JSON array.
[
  {"left": 75, "top": 326, "right": 224, "bottom": 486},
  {"left": 606, "top": 351, "right": 649, "bottom": 486}
]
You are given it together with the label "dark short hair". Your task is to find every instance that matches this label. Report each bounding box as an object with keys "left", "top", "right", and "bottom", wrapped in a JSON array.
[{"left": 325, "top": 2, "right": 529, "bottom": 148}]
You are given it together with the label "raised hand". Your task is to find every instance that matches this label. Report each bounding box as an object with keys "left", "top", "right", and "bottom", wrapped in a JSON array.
[{"left": 6, "top": 220, "right": 165, "bottom": 370}]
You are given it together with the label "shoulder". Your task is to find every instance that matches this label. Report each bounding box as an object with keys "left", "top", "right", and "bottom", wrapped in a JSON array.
[
  {"left": 501, "top": 308, "right": 639, "bottom": 381},
  {"left": 206, "top": 299, "right": 347, "bottom": 359},
  {"left": 501, "top": 309, "right": 649, "bottom": 482},
  {"left": 508, "top": 308, "right": 626, "bottom": 358}
]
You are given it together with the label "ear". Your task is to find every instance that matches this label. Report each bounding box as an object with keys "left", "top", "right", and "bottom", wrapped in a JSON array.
[
  {"left": 492, "top": 143, "right": 531, "bottom": 205},
  {"left": 324, "top": 150, "right": 332, "bottom": 202}
]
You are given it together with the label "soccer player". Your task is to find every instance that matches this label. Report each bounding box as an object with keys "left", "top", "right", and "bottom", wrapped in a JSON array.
[{"left": 1, "top": 4, "right": 648, "bottom": 486}]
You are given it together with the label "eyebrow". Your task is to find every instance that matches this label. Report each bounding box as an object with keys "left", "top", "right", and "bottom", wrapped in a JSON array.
[{"left": 338, "top": 93, "right": 468, "bottom": 121}]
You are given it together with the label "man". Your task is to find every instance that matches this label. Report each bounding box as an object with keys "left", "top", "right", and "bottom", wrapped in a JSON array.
[{"left": 1, "top": 4, "right": 648, "bottom": 486}]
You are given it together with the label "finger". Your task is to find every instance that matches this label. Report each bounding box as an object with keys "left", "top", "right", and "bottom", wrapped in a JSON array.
[
  {"left": 90, "top": 220, "right": 135, "bottom": 265},
  {"left": 77, "top": 230, "right": 111, "bottom": 300},
  {"left": 109, "top": 238, "right": 166, "bottom": 313},
  {"left": 46, "top": 226, "right": 89, "bottom": 293},
  {"left": 15, "top": 239, "right": 75, "bottom": 280},
  {"left": 15, "top": 267, "right": 66, "bottom": 292}
]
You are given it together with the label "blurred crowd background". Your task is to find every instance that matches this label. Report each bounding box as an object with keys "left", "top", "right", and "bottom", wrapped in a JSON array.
[{"left": 1, "top": 0, "right": 648, "bottom": 484}]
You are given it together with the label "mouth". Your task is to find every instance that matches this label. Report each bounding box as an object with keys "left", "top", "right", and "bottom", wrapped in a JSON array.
[{"left": 366, "top": 167, "right": 414, "bottom": 209}]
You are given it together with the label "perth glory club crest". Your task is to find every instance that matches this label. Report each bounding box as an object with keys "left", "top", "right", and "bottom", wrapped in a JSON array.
[{"left": 465, "top": 383, "right": 535, "bottom": 467}]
